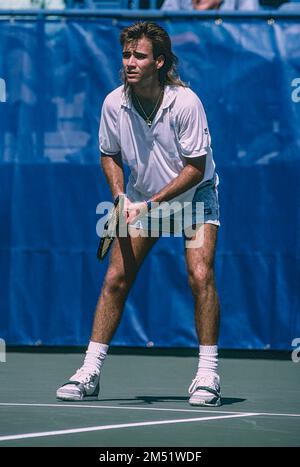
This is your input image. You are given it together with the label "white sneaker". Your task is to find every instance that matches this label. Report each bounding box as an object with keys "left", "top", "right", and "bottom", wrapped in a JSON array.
[
  {"left": 56, "top": 366, "right": 100, "bottom": 401},
  {"left": 188, "top": 373, "right": 221, "bottom": 407}
]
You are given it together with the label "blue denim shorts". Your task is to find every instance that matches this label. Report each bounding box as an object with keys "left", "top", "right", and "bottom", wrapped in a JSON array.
[{"left": 191, "top": 176, "right": 220, "bottom": 227}]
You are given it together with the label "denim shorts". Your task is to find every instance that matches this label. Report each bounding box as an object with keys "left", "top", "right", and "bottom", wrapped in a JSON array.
[
  {"left": 130, "top": 175, "right": 220, "bottom": 238},
  {"left": 191, "top": 175, "right": 220, "bottom": 227}
]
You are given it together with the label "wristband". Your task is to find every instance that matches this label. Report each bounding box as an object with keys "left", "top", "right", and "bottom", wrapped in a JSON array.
[{"left": 144, "top": 200, "right": 152, "bottom": 212}]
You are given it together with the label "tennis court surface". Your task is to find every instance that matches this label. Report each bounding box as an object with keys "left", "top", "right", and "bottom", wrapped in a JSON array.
[{"left": 0, "top": 348, "right": 299, "bottom": 447}]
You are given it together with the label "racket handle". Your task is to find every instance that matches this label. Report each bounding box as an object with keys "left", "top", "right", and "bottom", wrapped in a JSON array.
[{"left": 114, "top": 193, "right": 125, "bottom": 204}]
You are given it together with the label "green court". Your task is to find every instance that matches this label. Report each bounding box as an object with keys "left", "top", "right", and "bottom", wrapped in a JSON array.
[{"left": 0, "top": 348, "right": 299, "bottom": 447}]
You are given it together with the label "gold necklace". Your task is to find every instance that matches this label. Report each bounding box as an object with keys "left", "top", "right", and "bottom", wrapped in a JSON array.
[{"left": 133, "top": 89, "right": 164, "bottom": 127}]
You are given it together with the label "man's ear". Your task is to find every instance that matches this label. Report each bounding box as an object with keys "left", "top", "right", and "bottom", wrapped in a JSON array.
[{"left": 156, "top": 54, "right": 165, "bottom": 70}]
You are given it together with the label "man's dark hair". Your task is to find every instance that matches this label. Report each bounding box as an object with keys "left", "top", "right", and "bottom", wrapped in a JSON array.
[{"left": 120, "top": 21, "right": 186, "bottom": 89}]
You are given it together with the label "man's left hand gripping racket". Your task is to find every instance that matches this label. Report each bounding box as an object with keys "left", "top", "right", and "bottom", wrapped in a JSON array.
[{"left": 97, "top": 195, "right": 122, "bottom": 261}]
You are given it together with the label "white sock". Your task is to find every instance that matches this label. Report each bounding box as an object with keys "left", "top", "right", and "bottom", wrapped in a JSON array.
[
  {"left": 197, "top": 345, "right": 218, "bottom": 376},
  {"left": 83, "top": 341, "right": 109, "bottom": 373}
]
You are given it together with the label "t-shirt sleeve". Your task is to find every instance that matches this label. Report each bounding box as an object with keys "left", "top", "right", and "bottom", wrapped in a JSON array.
[
  {"left": 99, "top": 95, "right": 120, "bottom": 156},
  {"left": 177, "top": 93, "right": 211, "bottom": 158}
]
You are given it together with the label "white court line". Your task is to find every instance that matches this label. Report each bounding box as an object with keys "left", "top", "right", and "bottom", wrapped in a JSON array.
[
  {"left": 0, "top": 402, "right": 300, "bottom": 418},
  {"left": 0, "top": 412, "right": 257, "bottom": 442}
]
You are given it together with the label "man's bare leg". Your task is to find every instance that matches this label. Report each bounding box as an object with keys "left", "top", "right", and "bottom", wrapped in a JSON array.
[
  {"left": 185, "top": 223, "right": 221, "bottom": 406},
  {"left": 56, "top": 228, "right": 158, "bottom": 401},
  {"left": 185, "top": 224, "right": 220, "bottom": 345},
  {"left": 91, "top": 228, "right": 158, "bottom": 343}
]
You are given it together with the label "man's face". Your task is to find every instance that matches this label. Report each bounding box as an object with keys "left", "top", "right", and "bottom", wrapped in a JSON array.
[{"left": 122, "top": 37, "right": 162, "bottom": 86}]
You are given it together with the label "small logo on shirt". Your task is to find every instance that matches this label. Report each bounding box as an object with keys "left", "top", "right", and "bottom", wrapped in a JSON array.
[{"left": 204, "top": 128, "right": 208, "bottom": 135}]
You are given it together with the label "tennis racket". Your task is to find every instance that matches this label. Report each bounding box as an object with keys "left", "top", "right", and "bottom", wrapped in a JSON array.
[{"left": 97, "top": 195, "right": 122, "bottom": 261}]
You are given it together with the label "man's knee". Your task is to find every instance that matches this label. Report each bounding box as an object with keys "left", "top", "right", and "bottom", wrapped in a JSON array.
[
  {"left": 103, "top": 268, "right": 132, "bottom": 296},
  {"left": 188, "top": 263, "right": 214, "bottom": 293}
]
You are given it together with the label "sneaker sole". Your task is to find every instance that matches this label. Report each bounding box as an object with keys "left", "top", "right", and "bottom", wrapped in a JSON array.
[
  {"left": 189, "top": 398, "right": 221, "bottom": 407},
  {"left": 56, "top": 391, "right": 84, "bottom": 401},
  {"left": 56, "top": 387, "right": 100, "bottom": 402}
]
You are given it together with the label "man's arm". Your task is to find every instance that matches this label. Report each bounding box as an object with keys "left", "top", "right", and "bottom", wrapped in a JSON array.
[
  {"left": 150, "top": 155, "right": 206, "bottom": 204},
  {"left": 101, "top": 153, "right": 125, "bottom": 200},
  {"left": 126, "top": 155, "right": 206, "bottom": 224}
]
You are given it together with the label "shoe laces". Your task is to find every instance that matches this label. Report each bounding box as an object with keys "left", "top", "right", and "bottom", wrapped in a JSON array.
[
  {"left": 71, "top": 366, "right": 98, "bottom": 384},
  {"left": 188, "top": 373, "right": 218, "bottom": 394}
]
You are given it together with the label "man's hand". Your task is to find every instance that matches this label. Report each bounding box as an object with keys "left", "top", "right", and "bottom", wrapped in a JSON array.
[
  {"left": 192, "top": 0, "right": 222, "bottom": 10},
  {"left": 125, "top": 200, "right": 148, "bottom": 225}
]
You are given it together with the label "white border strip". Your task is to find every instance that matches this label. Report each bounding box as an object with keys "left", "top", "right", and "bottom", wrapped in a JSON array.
[
  {"left": 0, "top": 413, "right": 256, "bottom": 442},
  {"left": 0, "top": 403, "right": 299, "bottom": 417}
]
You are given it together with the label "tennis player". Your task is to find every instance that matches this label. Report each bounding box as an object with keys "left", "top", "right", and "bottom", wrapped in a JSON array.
[{"left": 56, "top": 21, "right": 221, "bottom": 407}]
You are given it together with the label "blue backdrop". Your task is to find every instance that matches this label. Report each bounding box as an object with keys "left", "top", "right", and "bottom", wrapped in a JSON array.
[{"left": 0, "top": 15, "right": 299, "bottom": 349}]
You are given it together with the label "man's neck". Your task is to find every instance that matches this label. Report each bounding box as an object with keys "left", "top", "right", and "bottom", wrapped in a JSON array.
[{"left": 131, "top": 80, "right": 163, "bottom": 103}]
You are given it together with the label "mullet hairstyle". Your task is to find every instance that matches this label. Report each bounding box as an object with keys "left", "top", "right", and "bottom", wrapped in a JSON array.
[{"left": 120, "top": 21, "right": 187, "bottom": 90}]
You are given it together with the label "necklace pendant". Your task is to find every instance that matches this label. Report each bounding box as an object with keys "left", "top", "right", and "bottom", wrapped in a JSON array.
[{"left": 133, "top": 90, "right": 164, "bottom": 129}]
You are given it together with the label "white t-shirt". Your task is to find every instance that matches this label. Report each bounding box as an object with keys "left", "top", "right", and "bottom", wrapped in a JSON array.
[{"left": 99, "top": 84, "right": 216, "bottom": 205}]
